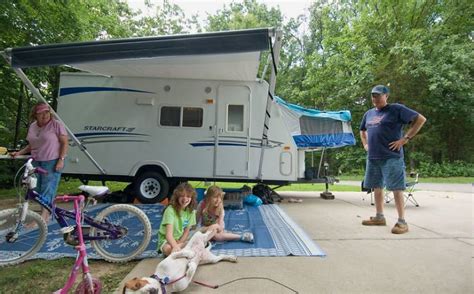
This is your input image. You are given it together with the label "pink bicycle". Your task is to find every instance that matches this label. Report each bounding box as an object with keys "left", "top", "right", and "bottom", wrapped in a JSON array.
[{"left": 53, "top": 195, "right": 101, "bottom": 294}]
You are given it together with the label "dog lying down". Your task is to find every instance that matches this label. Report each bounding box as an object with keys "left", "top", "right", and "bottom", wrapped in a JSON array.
[{"left": 123, "top": 229, "right": 237, "bottom": 293}]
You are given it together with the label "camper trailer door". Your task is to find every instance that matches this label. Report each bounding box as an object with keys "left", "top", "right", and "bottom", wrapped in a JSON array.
[{"left": 214, "top": 85, "right": 251, "bottom": 177}]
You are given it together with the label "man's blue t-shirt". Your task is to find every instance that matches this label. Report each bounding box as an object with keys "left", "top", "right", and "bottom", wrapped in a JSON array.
[{"left": 360, "top": 103, "right": 418, "bottom": 159}]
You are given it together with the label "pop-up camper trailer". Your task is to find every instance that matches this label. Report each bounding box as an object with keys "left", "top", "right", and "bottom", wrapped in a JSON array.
[{"left": 2, "top": 28, "right": 355, "bottom": 203}]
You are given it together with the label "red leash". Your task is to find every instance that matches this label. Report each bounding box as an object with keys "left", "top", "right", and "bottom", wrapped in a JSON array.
[{"left": 193, "top": 280, "right": 219, "bottom": 289}]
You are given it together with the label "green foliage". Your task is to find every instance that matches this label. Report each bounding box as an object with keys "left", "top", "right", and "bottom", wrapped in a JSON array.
[
  {"left": 206, "top": 0, "right": 284, "bottom": 31},
  {"left": 418, "top": 161, "right": 474, "bottom": 177},
  {"left": 302, "top": 0, "right": 473, "bottom": 164},
  {"left": 333, "top": 148, "right": 367, "bottom": 175},
  {"left": 132, "top": 0, "right": 201, "bottom": 35},
  {"left": 410, "top": 151, "right": 474, "bottom": 177},
  {"left": 0, "top": 0, "right": 138, "bottom": 147},
  {"left": 0, "top": 160, "right": 24, "bottom": 189}
]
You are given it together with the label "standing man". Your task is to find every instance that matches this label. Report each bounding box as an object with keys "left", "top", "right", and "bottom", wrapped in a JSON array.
[{"left": 360, "top": 85, "right": 426, "bottom": 234}]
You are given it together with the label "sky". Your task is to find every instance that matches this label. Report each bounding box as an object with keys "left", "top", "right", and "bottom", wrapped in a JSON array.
[{"left": 126, "top": 0, "right": 313, "bottom": 21}]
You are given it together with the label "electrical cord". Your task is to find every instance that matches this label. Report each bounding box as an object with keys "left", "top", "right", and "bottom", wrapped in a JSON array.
[{"left": 215, "top": 276, "right": 298, "bottom": 293}]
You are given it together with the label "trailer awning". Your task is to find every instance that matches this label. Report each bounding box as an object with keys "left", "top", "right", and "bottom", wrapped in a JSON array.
[{"left": 6, "top": 28, "right": 272, "bottom": 81}]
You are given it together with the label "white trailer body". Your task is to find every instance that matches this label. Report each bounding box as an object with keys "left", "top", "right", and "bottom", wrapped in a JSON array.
[{"left": 57, "top": 72, "right": 298, "bottom": 184}]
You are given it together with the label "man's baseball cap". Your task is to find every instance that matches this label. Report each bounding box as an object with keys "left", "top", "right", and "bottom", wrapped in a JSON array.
[{"left": 371, "top": 85, "right": 389, "bottom": 94}]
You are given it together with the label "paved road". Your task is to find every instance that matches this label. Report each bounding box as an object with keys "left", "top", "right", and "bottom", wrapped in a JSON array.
[
  {"left": 116, "top": 190, "right": 473, "bottom": 293},
  {"left": 338, "top": 180, "right": 472, "bottom": 193}
]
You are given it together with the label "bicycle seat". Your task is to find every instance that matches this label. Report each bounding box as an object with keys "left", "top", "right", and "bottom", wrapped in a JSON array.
[{"left": 78, "top": 185, "right": 110, "bottom": 197}]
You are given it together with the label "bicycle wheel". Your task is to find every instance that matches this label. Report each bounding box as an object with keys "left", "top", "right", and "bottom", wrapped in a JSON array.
[
  {"left": 90, "top": 204, "right": 151, "bottom": 263},
  {"left": 75, "top": 277, "right": 102, "bottom": 294},
  {"left": 0, "top": 208, "right": 47, "bottom": 266}
]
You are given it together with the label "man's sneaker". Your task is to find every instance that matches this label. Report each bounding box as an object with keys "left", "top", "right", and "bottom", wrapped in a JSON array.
[
  {"left": 391, "top": 223, "right": 409, "bottom": 234},
  {"left": 362, "top": 216, "right": 386, "bottom": 226},
  {"left": 241, "top": 232, "right": 254, "bottom": 243}
]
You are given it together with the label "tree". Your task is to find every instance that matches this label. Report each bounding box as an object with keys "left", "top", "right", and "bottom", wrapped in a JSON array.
[
  {"left": 132, "top": 0, "right": 202, "bottom": 36},
  {"left": 0, "top": 0, "right": 138, "bottom": 148},
  {"left": 302, "top": 0, "right": 473, "bottom": 171}
]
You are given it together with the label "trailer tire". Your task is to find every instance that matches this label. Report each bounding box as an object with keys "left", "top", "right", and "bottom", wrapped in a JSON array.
[{"left": 134, "top": 171, "right": 169, "bottom": 203}]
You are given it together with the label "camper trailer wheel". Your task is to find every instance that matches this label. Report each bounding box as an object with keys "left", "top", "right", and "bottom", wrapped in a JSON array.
[{"left": 134, "top": 171, "right": 169, "bottom": 203}]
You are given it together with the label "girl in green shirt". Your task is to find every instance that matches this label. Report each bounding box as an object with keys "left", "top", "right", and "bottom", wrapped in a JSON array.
[{"left": 158, "top": 183, "right": 197, "bottom": 256}]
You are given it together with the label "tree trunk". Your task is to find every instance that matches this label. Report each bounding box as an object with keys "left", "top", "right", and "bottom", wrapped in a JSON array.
[{"left": 13, "top": 83, "right": 24, "bottom": 149}]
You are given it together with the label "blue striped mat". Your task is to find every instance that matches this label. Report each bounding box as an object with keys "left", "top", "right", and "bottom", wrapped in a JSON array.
[
  {"left": 212, "top": 204, "right": 325, "bottom": 256},
  {"left": 9, "top": 203, "right": 325, "bottom": 260}
]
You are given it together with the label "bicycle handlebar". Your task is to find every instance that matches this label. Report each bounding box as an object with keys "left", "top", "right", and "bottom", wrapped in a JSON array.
[
  {"left": 23, "top": 158, "right": 48, "bottom": 179},
  {"left": 24, "top": 158, "right": 34, "bottom": 178},
  {"left": 35, "top": 167, "right": 48, "bottom": 174}
]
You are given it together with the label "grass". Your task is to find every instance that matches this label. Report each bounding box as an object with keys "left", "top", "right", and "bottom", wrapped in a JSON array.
[
  {"left": 1, "top": 176, "right": 472, "bottom": 200},
  {"left": 0, "top": 258, "right": 138, "bottom": 293},
  {"left": 0, "top": 180, "right": 129, "bottom": 200},
  {"left": 337, "top": 175, "right": 474, "bottom": 184},
  {"left": 192, "top": 180, "right": 358, "bottom": 192}
]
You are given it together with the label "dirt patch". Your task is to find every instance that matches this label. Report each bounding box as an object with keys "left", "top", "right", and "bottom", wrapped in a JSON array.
[
  {"left": 0, "top": 198, "right": 18, "bottom": 210},
  {"left": 88, "top": 260, "right": 140, "bottom": 292}
]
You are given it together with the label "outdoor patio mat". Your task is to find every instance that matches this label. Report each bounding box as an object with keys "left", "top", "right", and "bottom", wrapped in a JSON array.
[
  {"left": 4, "top": 203, "right": 325, "bottom": 261},
  {"left": 212, "top": 204, "right": 325, "bottom": 257}
]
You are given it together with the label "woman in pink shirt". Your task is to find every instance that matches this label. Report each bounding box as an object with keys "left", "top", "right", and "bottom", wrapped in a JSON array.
[{"left": 12, "top": 102, "right": 68, "bottom": 224}]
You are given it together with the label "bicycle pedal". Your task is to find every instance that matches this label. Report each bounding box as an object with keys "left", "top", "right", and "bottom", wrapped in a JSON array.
[
  {"left": 81, "top": 225, "right": 91, "bottom": 235},
  {"left": 6, "top": 231, "right": 18, "bottom": 243},
  {"left": 60, "top": 225, "right": 75, "bottom": 234},
  {"left": 63, "top": 232, "right": 79, "bottom": 246}
]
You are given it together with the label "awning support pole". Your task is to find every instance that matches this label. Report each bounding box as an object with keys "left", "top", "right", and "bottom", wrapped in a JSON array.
[
  {"left": 1, "top": 51, "right": 107, "bottom": 175},
  {"left": 257, "top": 30, "right": 282, "bottom": 180},
  {"left": 268, "top": 30, "right": 282, "bottom": 94},
  {"left": 317, "top": 148, "right": 326, "bottom": 178}
]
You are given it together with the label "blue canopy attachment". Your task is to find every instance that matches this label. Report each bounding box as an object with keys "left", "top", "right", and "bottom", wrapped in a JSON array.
[{"left": 274, "top": 96, "right": 356, "bottom": 149}]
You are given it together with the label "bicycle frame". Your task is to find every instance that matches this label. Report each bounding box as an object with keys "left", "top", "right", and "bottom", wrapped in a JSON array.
[
  {"left": 2, "top": 157, "right": 151, "bottom": 268},
  {"left": 53, "top": 195, "right": 96, "bottom": 294},
  {"left": 18, "top": 158, "right": 123, "bottom": 242},
  {"left": 25, "top": 189, "right": 123, "bottom": 241}
]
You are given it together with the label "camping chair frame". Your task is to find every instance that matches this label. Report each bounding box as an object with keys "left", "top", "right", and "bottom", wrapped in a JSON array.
[
  {"left": 363, "top": 173, "right": 420, "bottom": 207},
  {"left": 384, "top": 173, "right": 420, "bottom": 207}
]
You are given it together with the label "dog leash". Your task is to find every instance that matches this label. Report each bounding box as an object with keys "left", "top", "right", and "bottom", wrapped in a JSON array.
[
  {"left": 193, "top": 280, "right": 219, "bottom": 289},
  {"left": 150, "top": 274, "right": 187, "bottom": 294},
  {"left": 150, "top": 274, "right": 220, "bottom": 292},
  {"left": 197, "top": 277, "right": 299, "bottom": 293}
]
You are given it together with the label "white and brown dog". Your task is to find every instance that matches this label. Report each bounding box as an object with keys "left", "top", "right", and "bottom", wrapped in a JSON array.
[{"left": 123, "top": 229, "right": 237, "bottom": 293}]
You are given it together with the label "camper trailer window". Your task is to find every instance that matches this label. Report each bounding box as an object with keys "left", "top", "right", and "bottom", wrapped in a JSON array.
[
  {"left": 160, "top": 106, "right": 181, "bottom": 126},
  {"left": 183, "top": 107, "right": 203, "bottom": 127},
  {"left": 227, "top": 105, "right": 244, "bottom": 132}
]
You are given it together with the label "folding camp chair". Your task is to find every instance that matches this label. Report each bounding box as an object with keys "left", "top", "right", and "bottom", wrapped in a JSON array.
[
  {"left": 361, "top": 180, "right": 373, "bottom": 204},
  {"left": 362, "top": 173, "right": 419, "bottom": 207},
  {"left": 363, "top": 188, "right": 392, "bottom": 206},
  {"left": 361, "top": 181, "right": 381, "bottom": 205},
  {"left": 385, "top": 173, "right": 420, "bottom": 207}
]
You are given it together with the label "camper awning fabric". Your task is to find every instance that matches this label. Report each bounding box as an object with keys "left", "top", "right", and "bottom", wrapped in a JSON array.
[
  {"left": 69, "top": 52, "right": 261, "bottom": 81},
  {"left": 274, "top": 96, "right": 356, "bottom": 149},
  {"left": 7, "top": 28, "right": 271, "bottom": 81}
]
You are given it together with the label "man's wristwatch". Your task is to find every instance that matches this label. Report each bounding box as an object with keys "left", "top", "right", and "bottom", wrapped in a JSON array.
[{"left": 404, "top": 135, "right": 411, "bottom": 141}]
